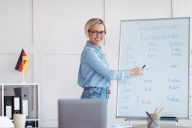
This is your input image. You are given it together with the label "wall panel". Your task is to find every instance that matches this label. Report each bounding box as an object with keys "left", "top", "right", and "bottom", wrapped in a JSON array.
[
  {"left": 0, "top": 54, "right": 33, "bottom": 83},
  {"left": 0, "top": 0, "right": 32, "bottom": 44},
  {"left": 41, "top": 54, "right": 81, "bottom": 126},
  {"left": 43, "top": 0, "right": 104, "bottom": 45}
]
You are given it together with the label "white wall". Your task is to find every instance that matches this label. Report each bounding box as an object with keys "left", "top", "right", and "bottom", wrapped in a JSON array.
[{"left": 0, "top": 0, "right": 191, "bottom": 127}]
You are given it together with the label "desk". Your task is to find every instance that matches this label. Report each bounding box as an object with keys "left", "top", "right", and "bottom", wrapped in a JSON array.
[
  {"left": 133, "top": 124, "right": 190, "bottom": 128},
  {"left": 30, "top": 124, "right": 190, "bottom": 128}
]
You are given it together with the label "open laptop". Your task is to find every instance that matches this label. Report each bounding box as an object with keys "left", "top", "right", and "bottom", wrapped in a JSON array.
[{"left": 58, "top": 99, "right": 107, "bottom": 128}]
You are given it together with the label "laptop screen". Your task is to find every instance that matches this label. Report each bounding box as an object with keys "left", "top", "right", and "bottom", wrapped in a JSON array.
[{"left": 58, "top": 99, "right": 106, "bottom": 128}]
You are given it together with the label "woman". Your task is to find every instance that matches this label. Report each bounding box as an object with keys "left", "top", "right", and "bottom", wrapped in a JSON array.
[{"left": 78, "top": 18, "right": 143, "bottom": 103}]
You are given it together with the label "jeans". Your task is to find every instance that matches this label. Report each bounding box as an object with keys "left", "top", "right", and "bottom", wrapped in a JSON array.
[
  {"left": 81, "top": 87, "right": 109, "bottom": 123},
  {"left": 81, "top": 87, "right": 109, "bottom": 104}
]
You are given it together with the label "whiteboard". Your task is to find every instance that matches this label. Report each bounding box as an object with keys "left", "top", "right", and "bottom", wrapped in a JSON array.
[{"left": 116, "top": 17, "right": 190, "bottom": 119}]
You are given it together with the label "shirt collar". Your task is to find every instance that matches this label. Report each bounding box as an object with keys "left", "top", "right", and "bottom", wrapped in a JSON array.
[{"left": 86, "top": 41, "right": 101, "bottom": 51}]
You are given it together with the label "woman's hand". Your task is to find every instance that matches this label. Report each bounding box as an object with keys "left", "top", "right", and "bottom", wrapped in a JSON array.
[
  {"left": 108, "top": 89, "right": 111, "bottom": 94},
  {"left": 129, "top": 67, "right": 143, "bottom": 75}
]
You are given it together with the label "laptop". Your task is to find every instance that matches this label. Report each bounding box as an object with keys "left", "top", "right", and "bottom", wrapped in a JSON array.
[{"left": 58, "top": 99, "right": 107, "bottom": 128}]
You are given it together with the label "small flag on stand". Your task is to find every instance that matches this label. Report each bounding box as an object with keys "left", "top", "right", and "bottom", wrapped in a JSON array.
[{"left": 15, "top": 49, "right": 30, "bottom": 73}]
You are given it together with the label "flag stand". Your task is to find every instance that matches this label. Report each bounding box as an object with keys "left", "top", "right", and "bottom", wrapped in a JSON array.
[{"left": 22, "top": 72, "right": 27, "bottom": 84}]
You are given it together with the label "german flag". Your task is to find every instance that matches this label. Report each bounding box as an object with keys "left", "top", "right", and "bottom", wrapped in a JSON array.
[{"left": 15, "top": 49, "right": 30, "bottom": 73}]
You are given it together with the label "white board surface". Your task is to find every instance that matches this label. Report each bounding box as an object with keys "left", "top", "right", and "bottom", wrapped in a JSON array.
[{"left": 116, "top": 17, "right": 190, "bottom": 119}]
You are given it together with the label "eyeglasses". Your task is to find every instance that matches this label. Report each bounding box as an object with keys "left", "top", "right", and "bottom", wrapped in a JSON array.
[{"left": 89, "top": 30, "right": 106, "bottom": 36}]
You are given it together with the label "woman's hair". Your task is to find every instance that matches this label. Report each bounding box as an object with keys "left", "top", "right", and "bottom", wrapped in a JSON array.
[{"left": 84, "top": 18, "right": 106, "bottom": 38}]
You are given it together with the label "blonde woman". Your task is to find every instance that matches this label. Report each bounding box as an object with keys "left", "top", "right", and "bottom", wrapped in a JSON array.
[{"left": 78, "top": 18, "right": 143, "bottom": 103}]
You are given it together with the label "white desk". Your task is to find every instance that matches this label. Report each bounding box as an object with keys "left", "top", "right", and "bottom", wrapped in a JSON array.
[{"left": 133, "top": 124, "right": 189, "bottom": 128}]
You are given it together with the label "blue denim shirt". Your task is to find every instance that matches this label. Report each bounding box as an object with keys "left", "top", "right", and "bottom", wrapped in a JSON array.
[{"left": 78, "top": 41, "right": 130, "bottom": 88}]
